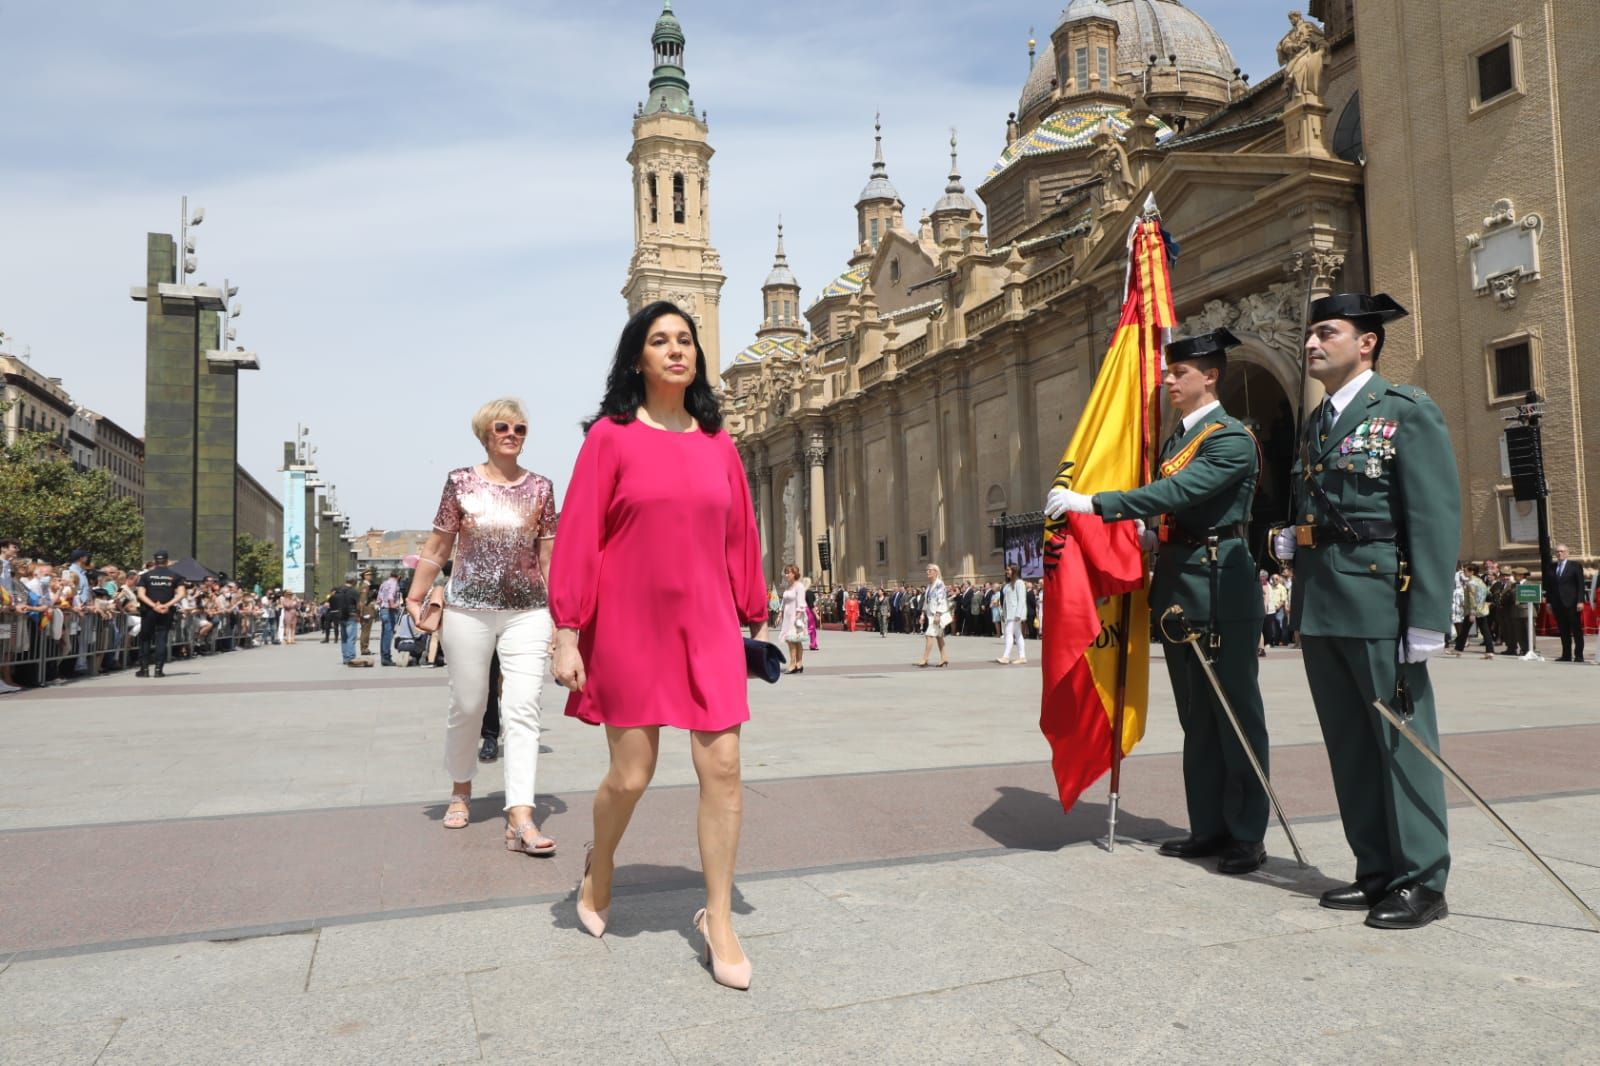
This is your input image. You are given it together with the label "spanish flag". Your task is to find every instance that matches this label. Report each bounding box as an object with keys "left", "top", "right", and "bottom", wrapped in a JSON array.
[{"left": 1039, "top": 215, "right": 1174, "bottom": 812}]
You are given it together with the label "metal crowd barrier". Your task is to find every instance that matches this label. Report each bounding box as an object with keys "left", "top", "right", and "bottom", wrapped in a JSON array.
[{"left": 0, "top": 606, "right": 316, "bottom": 691}]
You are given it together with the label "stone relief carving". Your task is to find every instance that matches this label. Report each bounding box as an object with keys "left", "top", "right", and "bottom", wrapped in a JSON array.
[
  {"left": 1278, "top": 11, "right": 1328, "bottom": 103},
  {"left": 1091, "top": 121, "right": 1136, "bottom": 206},
  {"left": 1466, "top": 198, "right": 1542, "bottom": 309},
  {"left": 1177, "top": 281, "right": 1306, "bottom": 357}
]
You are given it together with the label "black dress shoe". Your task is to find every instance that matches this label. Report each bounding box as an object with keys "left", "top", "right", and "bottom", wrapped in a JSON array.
[
  {"left": 1365, "top": 884, "right": 1448, "bottom": 929},
  {"left": 478, "top": 736, "right": 499, "bottom": 763},
  {"left": 1157, "top": 834, "right": 1229, "bottom": 858},
  {"left": 1217, "top": 840, "right": 1267, "bottom": 875},
  {"left": 1319, "top": 875, "right": 1390, "bottom": 911},
  {"left": 1555, "top": 656, "right": 1572, "bottom": 662},
  {"left": 135, "top": 667, "right": 149, "bottom": 678},
  {"left": 153, "top": 667, "right": 164, "bottom": 677}
]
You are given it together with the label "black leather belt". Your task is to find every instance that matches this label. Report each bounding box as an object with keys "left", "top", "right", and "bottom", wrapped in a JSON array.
[
  {"left": 1162, "top": 522, "right": 1248, "bottom": 547},
  {"left": 1297, "top": 520, "right": 1397, "bottom": 546}
]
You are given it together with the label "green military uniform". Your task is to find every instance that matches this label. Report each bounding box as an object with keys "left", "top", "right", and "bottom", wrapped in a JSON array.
[
  {"left": 1291, "top": 360, "right": 1459, "bottom": 897},
  {"left": 1098, "top": 392, "right": 1269, "bottom": 850}
]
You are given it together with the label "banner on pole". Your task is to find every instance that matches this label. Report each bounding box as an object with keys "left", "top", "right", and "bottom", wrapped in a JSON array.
[{"left": 282, "top": 469, "right": 307, "bottom": 593}]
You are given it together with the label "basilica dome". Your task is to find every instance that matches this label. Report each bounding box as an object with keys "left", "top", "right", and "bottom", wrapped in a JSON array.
[{"left": 1019, "top": 0, "right": 1237, "bottom": 115}]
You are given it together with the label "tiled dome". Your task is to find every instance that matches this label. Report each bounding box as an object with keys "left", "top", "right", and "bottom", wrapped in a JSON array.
[
  {"left": 1019, "top": 0, "right": 1237, "bottom": 114},
  {"left": 985, "top": 104, "right": 1173, "bottom": 182}
]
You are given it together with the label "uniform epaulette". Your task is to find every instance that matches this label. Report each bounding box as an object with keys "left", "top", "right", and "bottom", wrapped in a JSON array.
[{"left": 1386, "top": 384, "right": 1426, "bottom": 403}]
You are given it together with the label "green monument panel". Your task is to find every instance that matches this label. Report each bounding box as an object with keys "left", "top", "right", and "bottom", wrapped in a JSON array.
[{"left": 195, "top": 308, "right": 238, "bottom": 574}]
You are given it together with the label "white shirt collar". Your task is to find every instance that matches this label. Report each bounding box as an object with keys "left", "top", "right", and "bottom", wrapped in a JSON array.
[
  {"left": 1325, "top": 369, "right": 1375, "bottom": 420},
  {"left": 1180, "top": 399, "right": 1222, "bottom": 435}
]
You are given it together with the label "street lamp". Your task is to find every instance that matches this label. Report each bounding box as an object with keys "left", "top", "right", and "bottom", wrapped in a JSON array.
[{"left": 179, "top": 197, "right": 204, "bottom": 279}]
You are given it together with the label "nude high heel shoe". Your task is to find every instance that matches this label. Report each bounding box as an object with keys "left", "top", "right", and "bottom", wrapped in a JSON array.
[
  {"left": 693, "top": 908, "right": 752, "bottom": 990},
  {"left": 576, "top": 844, "right": 609, "bottom": 938}
]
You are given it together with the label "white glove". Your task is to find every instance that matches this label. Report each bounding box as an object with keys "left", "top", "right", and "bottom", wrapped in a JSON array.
[
  {"left": 1044, "top": 488, "right": 1094, "bottom": 519},
  {"left": 1399, "top": 627, "right": 1447, "bottom": 664},
  {"left": 1272, "top": 527, "right": 1297, "bottom": 560},
  {"left": 1134, "top": 519, "right": 1158, "bottom": 554}
]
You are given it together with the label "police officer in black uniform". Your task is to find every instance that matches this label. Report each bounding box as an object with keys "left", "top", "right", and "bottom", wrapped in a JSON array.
[{"left": 135, "top": 550, "right": 187, "bottom": 678}]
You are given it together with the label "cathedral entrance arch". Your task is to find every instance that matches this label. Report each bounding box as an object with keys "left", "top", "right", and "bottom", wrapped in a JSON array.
[{"left": 1217, "top": 340, "right": 1297, "bottom": 566}]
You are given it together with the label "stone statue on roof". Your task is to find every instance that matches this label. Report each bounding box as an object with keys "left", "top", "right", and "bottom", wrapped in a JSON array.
[
  {"left": 1278, "top": 12, "right": 1328, "bottom": 103},
  {"left": 1091, "top": 120, "right": 1136, "bottom": 207}
]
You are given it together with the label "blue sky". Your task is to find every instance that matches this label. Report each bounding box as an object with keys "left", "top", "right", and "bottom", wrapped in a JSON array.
[{"left": 0, "top": 1, "right": 1290, "bottom": 530}]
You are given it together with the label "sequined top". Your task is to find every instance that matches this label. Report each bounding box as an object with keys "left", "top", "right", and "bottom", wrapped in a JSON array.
[{"left": 432, "top": 467, "right": 558, "bottom": 611}]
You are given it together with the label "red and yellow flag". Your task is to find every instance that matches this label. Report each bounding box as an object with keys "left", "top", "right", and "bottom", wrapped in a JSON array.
[{"left": 1039, "top": 218, "right": 1174, "bottom": 812}]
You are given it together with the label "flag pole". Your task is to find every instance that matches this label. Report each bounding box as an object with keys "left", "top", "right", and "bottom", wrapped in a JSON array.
[{"left": 1105, "top": 591, "right": 1133, "bottom": 851}]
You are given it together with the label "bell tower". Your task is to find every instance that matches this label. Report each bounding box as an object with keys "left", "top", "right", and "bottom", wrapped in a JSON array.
[{"left": 623, "top": 1, "right": 726, "bottom": 385}]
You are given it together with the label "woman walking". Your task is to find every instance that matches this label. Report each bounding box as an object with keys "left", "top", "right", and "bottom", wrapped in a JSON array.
[
  {"left": 778, "top": 565, "right": 806, "bottom": 674},
  {"left": 281, "top": 591, "right": 300, "bottom": 644},
  {"left": 998, "top": 565, "right": 1027, "bottom": 664},
  {"left": 843, "top": 591, "right": 859, "bottom": 632},
  {"left": 407, "top": 398, "right": 560, "bottom": 857},
  {"left": 917, "top": 564, "right": 950, "bottom": 667},
  {"left": 550, "top": 301, "right": 767, "bottom": 990}
]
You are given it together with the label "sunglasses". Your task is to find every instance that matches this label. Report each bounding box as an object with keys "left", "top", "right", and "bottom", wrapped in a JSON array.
[{"left": 492, "top": 421, "right": 528, "bottom": 437}]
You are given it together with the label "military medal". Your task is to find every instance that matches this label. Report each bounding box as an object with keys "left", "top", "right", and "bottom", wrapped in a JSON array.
[{"left": 1365, "top": 454, "right": 1382, "bottom": 478}]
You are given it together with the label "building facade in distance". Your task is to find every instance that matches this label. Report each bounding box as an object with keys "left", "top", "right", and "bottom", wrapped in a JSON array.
[{"left": 728, "top": 0, "right": 1366, "bottom": 587}]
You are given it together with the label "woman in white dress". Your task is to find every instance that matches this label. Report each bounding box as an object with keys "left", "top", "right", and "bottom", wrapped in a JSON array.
[
  {"left": 917, "top": 564, "right": 950, "bottom": 668},
  {"left": 779, "top": 565, "right": 807, "bottom": 674},
  {"left": 998, "top": 565, "right": 1028, "bottom": 664}
]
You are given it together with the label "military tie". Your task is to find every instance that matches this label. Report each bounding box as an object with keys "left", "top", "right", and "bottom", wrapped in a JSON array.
[{"left": 1316, "top": 397, "right": 1336, "bottom": 443}]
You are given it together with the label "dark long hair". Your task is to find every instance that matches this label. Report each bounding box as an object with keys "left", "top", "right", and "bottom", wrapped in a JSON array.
[{"left": 583, "top": 301, "right": 723, "bottom": 434}]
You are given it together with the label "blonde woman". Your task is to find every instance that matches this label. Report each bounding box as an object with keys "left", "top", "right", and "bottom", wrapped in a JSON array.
[
  {"left": 917, "top": 564, "right": 950, "bottom": 668},
  {"left": 778, "top": 565, "right": 807, "bottom": 674},
  {"left": 407, "top": 398, "right": 560, "bottom": 856}
]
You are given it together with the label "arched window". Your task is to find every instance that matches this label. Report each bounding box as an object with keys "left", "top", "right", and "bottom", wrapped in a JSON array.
[
  {"left": 672, "top": 173, "right": 686, "bottom": 224},
  {"left": 869, "top": 217, "right": 879, "bottom": 246},
  {"left": 647, "top": 173, "right": 658, "bottom": 224},
  {"left": 890, "top": 258, "right": 901, "bottom": 284}
]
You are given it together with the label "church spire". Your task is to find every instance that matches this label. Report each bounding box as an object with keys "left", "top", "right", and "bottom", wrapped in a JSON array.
[
  {"left": 857, "top": 112, "right": 901, "bottom": 204},
  {"left": 644, "top": 1, "right": 694, "bottom": 116},
  {"left": 764, "top": 218, "right": 798, "bottom": 289},
  {"left": 759, "top": 217, "right": 802, "bottom": 339}
]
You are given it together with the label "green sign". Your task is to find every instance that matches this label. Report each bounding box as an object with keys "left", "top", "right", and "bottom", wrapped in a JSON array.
[{"left": 1515, "top": 583, "right": 1542, "bottom": 605}]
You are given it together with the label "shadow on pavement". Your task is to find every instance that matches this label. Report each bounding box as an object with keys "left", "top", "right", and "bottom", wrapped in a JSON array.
[
  {"left": 546, "top": 863, "right": 754, "bottom": 946},
  {"left": 972, "top": 785, "right": 1182, "bottom": 851}
]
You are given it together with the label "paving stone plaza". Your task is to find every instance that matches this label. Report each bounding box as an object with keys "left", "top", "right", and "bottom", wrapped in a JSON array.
[{"left": 1, "top": 633, "right": 1596, "bottom": 1064}]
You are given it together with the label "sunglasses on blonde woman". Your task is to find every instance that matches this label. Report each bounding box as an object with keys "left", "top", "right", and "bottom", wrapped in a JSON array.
[{"left": 493, "top": 421, "right": 528, "bottom": 437}]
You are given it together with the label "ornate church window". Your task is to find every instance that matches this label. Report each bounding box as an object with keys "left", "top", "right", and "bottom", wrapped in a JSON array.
[
  {"left": 1075, "top": 48, "right": 1089, "bottom": 90},
  {"left": 1097, "top": 47, "right": 1110, "bottom": 87},
  {"left": 673, "top": 173, "right": 686, "bottom": 224},
  {"left": 870, "top": 218, "right": 880, "bottom": 246},
  {"left": 648, "top": 173, "right": 658, "bottom": 224},
  {"left": 890, "top": 258, "right": 901, "bottom": 284}
]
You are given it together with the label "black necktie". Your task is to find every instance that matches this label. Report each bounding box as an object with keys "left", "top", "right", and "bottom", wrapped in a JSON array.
[{"left": 1317, "top": 398, "right": 1336, "bottom": 442}]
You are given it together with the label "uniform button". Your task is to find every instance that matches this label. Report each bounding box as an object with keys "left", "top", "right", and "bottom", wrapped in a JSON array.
[
  {"left": 1369, "top": 564, "right": 1378, "bottom": 572},
  {"left": 1305, "top": 514, "right": 1315, "bottom": 523},
  {"left": 1314, "top": 463, "right": 1324, "bottom": 472},
  {"left": 1115, "top": 512, "right": 1123, "bottom": 518}
]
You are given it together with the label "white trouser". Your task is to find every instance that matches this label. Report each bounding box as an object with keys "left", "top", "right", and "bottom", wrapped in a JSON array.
[
  {"left": 440, "top": 607, "right": 552, "bottom": 810},
  {"left": 1001, "top": 618, "right": 1025, "bottom": 660}
]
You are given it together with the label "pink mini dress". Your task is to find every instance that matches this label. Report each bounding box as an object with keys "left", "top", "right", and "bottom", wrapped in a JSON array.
[{"left": 548, "top": 417, "right": 767, "bottom": 732}]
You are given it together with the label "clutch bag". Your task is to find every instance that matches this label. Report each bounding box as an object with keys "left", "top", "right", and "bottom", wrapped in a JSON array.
[{"left": 744, "top": 637, "right": 786, "bottom": 684}]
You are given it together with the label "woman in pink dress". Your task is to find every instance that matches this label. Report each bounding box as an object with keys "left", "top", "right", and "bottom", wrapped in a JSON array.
[{"left": 550, "top": 301, "right": 767, "bottom": 990}]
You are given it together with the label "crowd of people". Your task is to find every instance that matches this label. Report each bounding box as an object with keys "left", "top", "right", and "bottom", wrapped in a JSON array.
[
  {"left": 823, "top": 574, "right": 1042, "bottom": 643},
  {"left": 0, "top": 538, "right": 315, "bottom": 692}
]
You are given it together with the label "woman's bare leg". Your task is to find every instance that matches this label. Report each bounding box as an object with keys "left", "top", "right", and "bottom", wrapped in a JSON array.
[
  {"left": 582, "top": 725, "right": 660, "bottom": 913},
  {"left": 691, "top": 725, "right": 744, "bottom": 965}
]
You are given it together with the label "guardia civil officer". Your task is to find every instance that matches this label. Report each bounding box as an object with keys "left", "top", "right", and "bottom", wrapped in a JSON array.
[
  {"left": 1046, "top": 328, "right": 1271, "bottom": 875},
  {"left": 1273, "top": 293, "right": 1459, "bottom": 930}
]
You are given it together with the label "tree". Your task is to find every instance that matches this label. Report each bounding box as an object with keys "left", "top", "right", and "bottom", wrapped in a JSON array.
[
  {"left": 0, "top": 429, "right": 143, "bottom": 564},
  {"left": 234, "top": 532, "right": 283, "bottom": 591}
]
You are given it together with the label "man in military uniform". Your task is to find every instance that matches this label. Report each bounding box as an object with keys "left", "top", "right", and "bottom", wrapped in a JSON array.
[
  {"left": 1046, "top": 328, "right": 1271, "bottom": 875},
  {"left": 1274, "top": 293, "right": 1459, "bottom": 930}
]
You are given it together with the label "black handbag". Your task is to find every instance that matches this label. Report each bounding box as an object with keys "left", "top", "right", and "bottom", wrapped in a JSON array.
[{"left": 744, "top": 637, "right": 785, "bottom": 684}]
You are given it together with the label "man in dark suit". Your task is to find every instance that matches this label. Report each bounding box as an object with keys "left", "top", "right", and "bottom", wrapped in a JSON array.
[{"left": 1550, "top": 543, "right": 1586, "bottom": 662}]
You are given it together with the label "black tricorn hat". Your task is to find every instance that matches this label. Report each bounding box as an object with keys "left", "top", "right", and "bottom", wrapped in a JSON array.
[
  {"left": 1308, "top": 292, "right": 1408, "bottom": 327},
  {"left": 1165, "top": 327, "right": 1241, "bottom": 362}
]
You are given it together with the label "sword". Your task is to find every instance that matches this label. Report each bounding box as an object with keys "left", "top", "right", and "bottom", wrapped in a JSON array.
[
  {"left": 1160, "top": 605, "right": 1309, "bottom": 868},
  {"left": 1372, "top": 698, "right": 1600, "bottom": 933}
]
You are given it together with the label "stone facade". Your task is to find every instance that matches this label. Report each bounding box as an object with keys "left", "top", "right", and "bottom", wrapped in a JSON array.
[
  {"left": 1354, "top": 0, "right": 1596, "bottom": 563},
  {"left": 728, "top": 1, "right": 1366, "bottom": 588},
  {"left": 235, "top": 465, "right": 283, "bottom": 551},
  {"left": 86, "top": 410, "right": 145, "bottom": 509}
]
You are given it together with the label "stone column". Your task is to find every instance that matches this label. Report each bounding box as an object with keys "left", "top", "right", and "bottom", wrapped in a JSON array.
[
  {"left": 757, "top": 463, "right": 775, "bottom": 586},
  {"left": 851, "top": 410, "right": 869, "bottom": 586},
  {"left": 952, "top": 369, "right": 977, "bottom": 579},
  {"left": 1004, "top": 354, "right": 1037, "bottom": 522},
  {"left": 806, "top": 432, "right": 828, "bottom": 585},
  {"left": 886, "top": 401, "right": 909, "bottom": 585},
  {"left": 1286, "top": 249, "right": 1347, "bottom": 412},
  {"left": 930, "top": 381, "right": 948, "bottom": 565}
]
